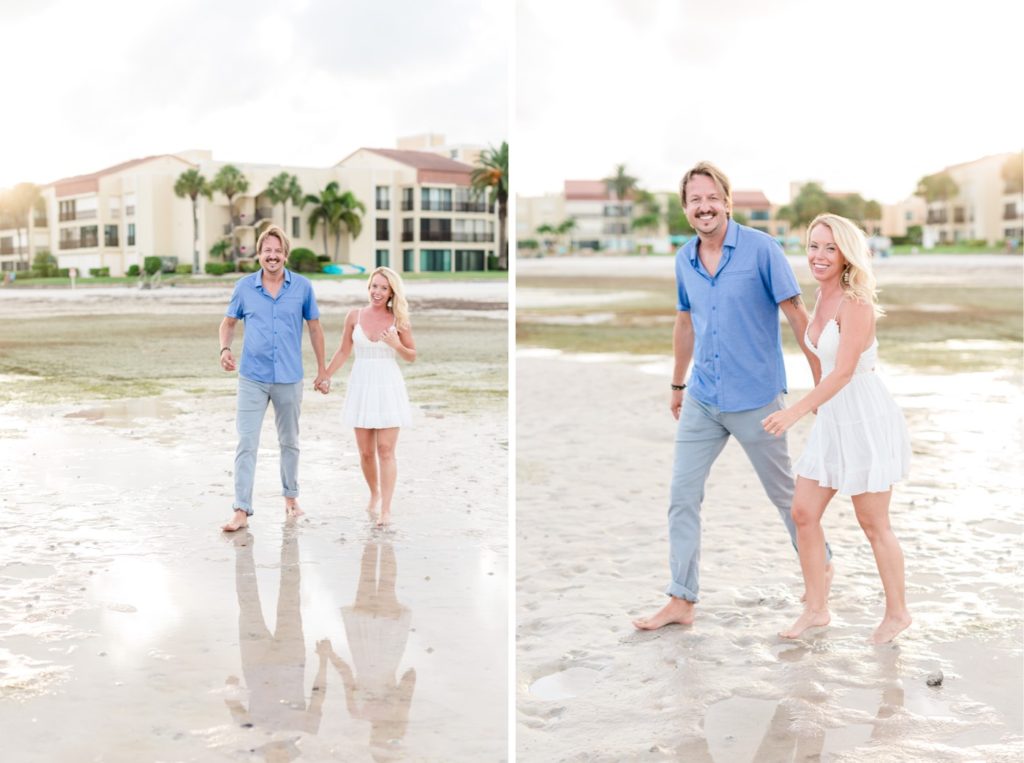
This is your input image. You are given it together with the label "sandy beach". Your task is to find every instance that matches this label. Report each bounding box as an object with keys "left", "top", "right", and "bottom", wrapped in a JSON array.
[
  {"left": 516, "top": 255, "right": 1023, "bottom": 761},
  {"left": 0, "top": 277, "right": 508, "bottom": 762}
]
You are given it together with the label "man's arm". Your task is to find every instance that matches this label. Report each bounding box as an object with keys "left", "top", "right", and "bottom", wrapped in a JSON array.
[
  {"left": 306, "top": 318, "right": 326, "bottom": 377},
  {"left": 778, "top": 293, "right": 821, "bottom": 386},
  {"left": 670, "top": 311, "right": 694, "bottom": 420},
  {"left": 219, "top": 317, "right": 239, "bottom": 372}
]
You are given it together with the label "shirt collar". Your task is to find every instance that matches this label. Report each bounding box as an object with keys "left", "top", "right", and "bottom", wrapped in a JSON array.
[
  {"left": 253, "top": 268, "right": 292, "bottom": 292},
  {"left": 687, "top": 218, "right": 740, "bottom": 265}
]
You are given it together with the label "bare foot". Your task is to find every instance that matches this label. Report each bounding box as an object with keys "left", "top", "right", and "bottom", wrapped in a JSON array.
[
  {"left": 376, "top": 508, "right": 391, "bottom": 528},
  {"left": 801, "top": 561, "right": 835, "bottom": 603},
  {"left": 222, "top": 509, "right": 249, "bottom": 533},
  {"left": 632, "top": 597, "right": 695, "bottom": 630},
  {"left": 366, "top": 492, "right": 381, "bottom": 519},
  {"left": 780, "top": 608, "right": 831, "bottom": 639},
  {"left": 871, "top": 612, "right": 912, "bottom": 644},
  {"left": 285, "top": 499, "right": 304, "bottom": 519}
]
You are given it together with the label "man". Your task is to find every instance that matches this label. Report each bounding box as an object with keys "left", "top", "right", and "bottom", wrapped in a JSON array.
[
  {"left": 219, "top": 225, "right": 326, "bottom": 532},
  {"left": 633, "top": 161, "right": 831, "bottom": 630}
]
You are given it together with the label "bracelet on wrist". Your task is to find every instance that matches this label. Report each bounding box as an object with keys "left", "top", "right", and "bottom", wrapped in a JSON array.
[
  {"left": 671, "top": 383, "right": 686, "bottom": 391},
  {"left": 220, "top": 347, "right": 231, "bottom": 355}
]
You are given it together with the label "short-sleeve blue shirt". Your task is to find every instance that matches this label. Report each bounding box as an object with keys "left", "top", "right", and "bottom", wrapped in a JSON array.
[
  {"left": 675, "top": 219, "right": 801, "bottom": 412},
  {"left": 225, "top": 269, "right": 320, "bottom": 384}
]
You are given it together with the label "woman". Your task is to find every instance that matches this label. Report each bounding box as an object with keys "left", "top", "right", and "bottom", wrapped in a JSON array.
[
  {"left": 318, "top": 267, "right": 416, "bottom": 527},
  {"left": 761, "top": 213, "right": 912, "bottom": 643}
]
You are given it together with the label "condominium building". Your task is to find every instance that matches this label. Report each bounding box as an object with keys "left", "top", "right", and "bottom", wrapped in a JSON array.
[
  {"left": 921, "top": 152, "right": 1022, "bottom": 248},
  {"left": 2, "top": 143, "right": 498, "bottom": 277},
  {"left": 337, "top": 148, "right": 496, "bottom": 273}
]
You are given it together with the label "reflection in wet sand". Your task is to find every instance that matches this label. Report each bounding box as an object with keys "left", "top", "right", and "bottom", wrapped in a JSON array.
[
  {"left": 324, "top": 541, "right": 416, "bottom": 762},
  {"left": 228, "top": 528, "right": 327, "bottom": 761}
]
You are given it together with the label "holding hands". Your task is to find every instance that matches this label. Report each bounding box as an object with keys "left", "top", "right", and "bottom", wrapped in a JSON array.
[{"left": 313, "top": 372, "right": 332, "bottom": 395}]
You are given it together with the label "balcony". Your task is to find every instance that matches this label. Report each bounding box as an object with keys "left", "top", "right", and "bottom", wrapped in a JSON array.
[
  {"left": 455, "top": 202, "right": 489, "bottom": 213},
  {"left": 421, "top": 201, "right": 453, "bottom": 212},
  {"left": 926, "top": 210, "right": 948, "bottom": 224},
  {"left": 125, "top": 206, "right": 135, "bottom": 216},
  {"left": 401, "top": 201, "right": 415, "bottom": 211},
  {"left": 1004, "top": 206, "right": 1022, "bottom": 221},
  {"left": 401, "top": 232, "right": 414, "bottom": 242},
  {"left": 420, "top": 231, "right": 452, "bottom": 242},
  {"left": 453, "top": 232, "right": 494, "bottom": 242}
]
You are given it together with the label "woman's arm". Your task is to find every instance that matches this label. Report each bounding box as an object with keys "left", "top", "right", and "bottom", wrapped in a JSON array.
[
  {"left": 762, "top": 299, "right": 874, "bottom": 436},
  {"left": 321, "top": 310, "right": 357, "bottom": 380}
]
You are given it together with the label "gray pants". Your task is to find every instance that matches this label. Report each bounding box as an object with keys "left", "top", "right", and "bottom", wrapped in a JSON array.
[
  {"left": 666, "top": 393, "right": 832, "bottom": 601},
  {"left": 233, "top": 377, "right": 303, "bottom": 515}
]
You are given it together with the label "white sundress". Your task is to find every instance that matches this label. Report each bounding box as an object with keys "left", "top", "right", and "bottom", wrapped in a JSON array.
[
  {"left": 793, "top": 311, "right": 911, "bottom": 495},
  {"left": 341, "top": 310, "right": 413, "bottom": 429}
]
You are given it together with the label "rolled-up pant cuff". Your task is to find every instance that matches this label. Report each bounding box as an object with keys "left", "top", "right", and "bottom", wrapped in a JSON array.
[
  {"left": 665, "top": 582, "right": 698, "bottom": 602},
  {"left": 232, "top": 503, "right": 254, "bottom": 516}
]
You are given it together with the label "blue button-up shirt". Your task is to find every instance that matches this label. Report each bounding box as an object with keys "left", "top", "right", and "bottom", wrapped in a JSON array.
[
  {"left": 226, "top": 269, "right": 320, "bottom": 384},
  {"left": 675, "top": 219, "right": 800, "bottom": 412}
]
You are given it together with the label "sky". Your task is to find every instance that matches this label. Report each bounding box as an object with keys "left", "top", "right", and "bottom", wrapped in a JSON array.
[
  {"left": 0, "top": 0, "right": 509, "bottom": 188},
  {"left": 515, "top": 0, "right": 1023, "bottom": 204}
]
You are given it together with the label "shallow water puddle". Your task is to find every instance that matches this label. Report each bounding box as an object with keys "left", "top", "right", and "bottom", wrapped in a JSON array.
[
  {"left": 65, "top": 398, "right": 180, "bottom": 426},
  {"left": 528, "top": 666, "right": 601, "bottom": 700}
]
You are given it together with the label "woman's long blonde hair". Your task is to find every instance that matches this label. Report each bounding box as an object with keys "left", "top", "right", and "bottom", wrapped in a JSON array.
[
  {"left": 807, "top": 213, "right": 884, "bottom": 316},
  {"left": 369, "top": 266, "right": 411, "bottom": 330}
]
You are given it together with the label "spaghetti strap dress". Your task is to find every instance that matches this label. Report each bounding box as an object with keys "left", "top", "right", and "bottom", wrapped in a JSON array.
[
  {"left": 793, "top": 307, "right": 911, "bottom": 494},
  {"left": 341, "top": 310, "right": 413, "bottom": 429}
]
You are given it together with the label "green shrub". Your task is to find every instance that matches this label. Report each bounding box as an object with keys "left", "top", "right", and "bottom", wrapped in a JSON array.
[
  {"left": 287, "top": 247, "right": 320, "bottom": 273},
  {"left": 57, "top": 268, "right": 71, "bottom": 278},
  {"left": 175, "top": 264, "right": 193, "bottom": 275},
  {"left": 89, "top": 267, "right": 110, "bottom": 277},
  {"left": 487, "top": 253, "right": 500, "bottom": 270},
  {"left": 238, "top": 260, "right": 259, "bottom": 273},
  {"left": 316, "top": 254, "right": 331, "bottom": 263},
  {"left": 205, "top": 262, "right": 232, "bottom": 275},
  {"left": 126, "top": 264, "right": 140, "bottom": 277},
  {"left": 143, "top": 256, "right": 162, "bottom": 276},
  {"left": 32, "top": 251, "right": 58, "bottom": 277}
]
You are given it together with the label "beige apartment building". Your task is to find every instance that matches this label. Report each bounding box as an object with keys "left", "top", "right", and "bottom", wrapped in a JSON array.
[
  {"left": 1, "top": 141, "right": 497, "bottom": 277},
  {"left": 922, "top": 152, "right": 1023, "bottom": 248}
]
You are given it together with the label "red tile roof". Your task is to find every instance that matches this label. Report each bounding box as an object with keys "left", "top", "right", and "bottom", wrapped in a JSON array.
[
  {"left": 564, "top": 180, "right": 611, "bottom": 200},
  {"left": 731, "top": 190, "right": 771, "bottom": 208},
  {"left": 49, "top": 154, "right": 193, "bottom": 197}
]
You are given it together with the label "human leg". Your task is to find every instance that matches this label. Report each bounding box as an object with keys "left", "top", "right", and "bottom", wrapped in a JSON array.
[
  {"left": 632, "top": 396, "right": 729, "bottom": 630},
  {"left": 354, "top": 428, "right": 380, "bottom": 516},
  {"left": 271, "top": 381, "right": 303, "bottom": 517},
  {"left": 376, "top": 427, "right": 400, "bottom": 526},
  {"left": 852, "top": 489, "right": 911, "bottom": 643},
  {"left": 226, "top": 378, "right": 271, "bottom": 531},
  {"left": 780, "top": 477, "right": 836, "bottom": 638}
]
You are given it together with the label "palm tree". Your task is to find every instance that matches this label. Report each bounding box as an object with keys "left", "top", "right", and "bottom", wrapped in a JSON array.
[
  {"left": 6, "top": 183, "right": 41, "bottom": 267},
  {"left": 603, "top": 164, "right": 638, "bottom": 202},
  {"left": 305, "top": 182, "right": 366, "bottom": 262},
  {"left": 471, "top": 142, "right": 509, "bottom": 269},
  {"left": 174, "top": 168, "right": 212, "bottom": 274},
  {"left": 211, "top": 165, "right": 250, "bottom": 261},
  {"left": 265, "top": 172, "right": 304, "bottom": 229}
]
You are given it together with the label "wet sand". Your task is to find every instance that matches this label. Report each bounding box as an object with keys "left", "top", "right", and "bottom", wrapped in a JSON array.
[
  {"left": 516, "top": 256, "right": 1023, "bottom": 761},
  {"left": 0, "top": 280, "right": 508, "bottom": 762}
]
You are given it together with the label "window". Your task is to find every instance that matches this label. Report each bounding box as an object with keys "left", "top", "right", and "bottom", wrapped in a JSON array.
[
  {"left": 127, "top": 223, "right": 136, "bottom": 246},
  {"left": 292, "top": 216, "right": 300, "bottom": 238},
  {"left": 420, "top": 218, "right": 451, "bottom": 242},
  {"left": 108, "top": 197, "right": 121, "bottom": 219},
  {"left": 80, "top": 225, "right": 98, "bottom": 248},
  {"left": 59, "top": 200, "right": 76, "bottom": 222},
  {"left": 402, "top": 249, "right": 414, "bottom": 272},
  {"left": 376, "top": 218, "right": 390, "bottom": 241},
  {"left": 104, "top": 224, "right": 119, "bottom": 247},
  {"left": 124, "top": 193, "right": 136, "bottom": 217},
  {"left": 375, "top": 186, "right": 390, "bottom": 211},
  {"left": 375, "top": 249, "right": 390, "bottom": 268},
  {"left": 76, "top": 197, "right": 98, "bottom": 220},
  {"left": 751, "top": 210, "right": 770, "bottom": 221},
  {"left": 421, "top": 187, "right": 452, "bottom": 211},
  {"left": 455, "top": 187, "right": 488, "bottom": 212},
  {"left": 59, "top": 228, "right": 78, "bottom": 250},
  {"left": 402, "top": 218, "right": 414, "bottom": 242},
  {"left": 454, "top": 219, "right": 493, "bottom": 242},
  {"left": 401, "top": 188, "right": 414, "bottom": 211},
  {"left": 455, "top": 249, "right": 485, "bottom": 271},
  {"left": 420, "top": 249, "right": 451, "bottom": 272}
]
